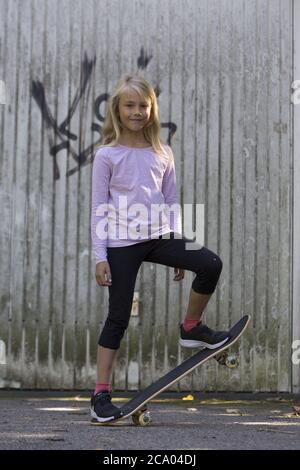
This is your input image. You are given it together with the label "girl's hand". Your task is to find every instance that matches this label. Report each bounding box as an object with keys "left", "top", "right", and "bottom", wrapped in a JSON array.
[
  {"left": 173, "top": 267, "right": 185, "bottom": 282},
  {"left": 95, "top": 261, "right": 112, "bottom": 286}
]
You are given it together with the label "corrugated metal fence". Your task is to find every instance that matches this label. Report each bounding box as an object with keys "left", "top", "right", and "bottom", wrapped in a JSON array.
[{"left": 0, "top": 0, "right": 293, "bottom": 391}]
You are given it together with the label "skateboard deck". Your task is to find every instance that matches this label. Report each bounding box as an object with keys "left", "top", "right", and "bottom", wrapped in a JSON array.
[{"left": 91, "top": 315, "right": 250, "bottom": 426}]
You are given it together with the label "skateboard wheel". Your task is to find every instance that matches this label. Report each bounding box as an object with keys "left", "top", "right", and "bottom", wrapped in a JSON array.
[
  {"left": 225, "top": 353, "right": 239, "bottom": 368},
  {"left": 132, "top": 406, "right": 151, "bottom": 426},
  {"left": 132, "top": 414, "right": 140, "bottom": 426},
  {"left": 214, "top": 352, "right": 239, "bottom": 368},
  {"left": 138, "top": 411, "right": 152, "bottom": 426},
  {"left": 132, "top": 408, "right": 152, "bottom": 426},
  {"left": 214, "top": 351, "right": 228, "bottom": 366}
]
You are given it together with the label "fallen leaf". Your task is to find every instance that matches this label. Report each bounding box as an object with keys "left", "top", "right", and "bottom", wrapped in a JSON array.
[{"left": 182, "top": 394, "right": 194, "bottom": 401}]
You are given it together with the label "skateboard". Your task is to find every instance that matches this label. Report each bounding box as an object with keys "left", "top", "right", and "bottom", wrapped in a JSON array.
[{"left": 91, "top": 315, "right": 250, "bottom": 426}]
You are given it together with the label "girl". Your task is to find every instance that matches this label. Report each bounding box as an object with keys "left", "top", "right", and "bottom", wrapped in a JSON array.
[{"left": 90, "top": 74, "right": 228, "bottom": 422}]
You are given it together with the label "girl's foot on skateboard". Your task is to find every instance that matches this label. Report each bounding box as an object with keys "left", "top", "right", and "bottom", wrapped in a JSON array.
[
  {"left": 179, "top": 322, "right": 229, "bottom": 349},
  {"left": 90, "top": 391, "right": 123, "bottom": 422}
]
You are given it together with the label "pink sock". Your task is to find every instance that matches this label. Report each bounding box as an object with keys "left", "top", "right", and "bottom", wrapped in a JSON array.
[
  {"left": 94, "top": 383, "right": 111, "bottom": 395},
  {"left": 183, "top": 315, "right": 199, "bottom": 332}
]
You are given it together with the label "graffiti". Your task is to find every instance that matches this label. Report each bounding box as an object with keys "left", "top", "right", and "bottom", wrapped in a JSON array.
[
  {"left": 32, "top": 48, "right": 177, "bottom": 180},
  {"left": 137, "top": 46, "right": 153, "bottom": 69}
]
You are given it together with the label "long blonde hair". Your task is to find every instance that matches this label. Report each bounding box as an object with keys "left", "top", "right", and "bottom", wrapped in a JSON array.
[{"left": 97, "top": 74, "right": 171, "bottom": 162}]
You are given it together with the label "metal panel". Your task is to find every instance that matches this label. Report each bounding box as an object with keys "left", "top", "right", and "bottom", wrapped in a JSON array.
[{"left": 0, "top": 0, "right": 293, "bottom": 391}]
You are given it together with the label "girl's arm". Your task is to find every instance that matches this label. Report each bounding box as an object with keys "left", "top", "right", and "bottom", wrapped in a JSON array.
[
  {"left": 161, "top": 146, "right": 182, "bottom": 235},
  {"left": 91, "top": 148, "right": 111, "bottom": 264}
]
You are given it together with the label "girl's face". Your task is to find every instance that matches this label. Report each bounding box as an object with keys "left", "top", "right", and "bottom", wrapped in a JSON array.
[{"left": 118, "top": 88, "right": 151, "bottom": 135}]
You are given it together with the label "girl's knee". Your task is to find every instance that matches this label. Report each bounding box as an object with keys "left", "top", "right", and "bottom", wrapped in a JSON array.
[
  {"left": 210, "top": 254, "right": 223, "bottom": 276},
  {"left": 192, "top": 251, "right": 223, "bottom": 294},
  {"left": 199, "top": 250, "right": 223, "bottom": 278}
]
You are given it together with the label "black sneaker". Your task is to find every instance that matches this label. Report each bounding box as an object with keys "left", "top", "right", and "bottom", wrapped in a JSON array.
[
  {"left": 179, "top": 322, "right": 229, "bottom": 349},
  {"left": 90, "top": 391, "right": 123, "bottom": 423}
]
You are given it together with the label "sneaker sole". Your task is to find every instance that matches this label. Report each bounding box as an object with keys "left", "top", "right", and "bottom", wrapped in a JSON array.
[
  {"left": 90, "top": 409, "right": 122, "bottom": 423},
  {"left": 179, "top": 336, "right": 229, "bottom": 349}
]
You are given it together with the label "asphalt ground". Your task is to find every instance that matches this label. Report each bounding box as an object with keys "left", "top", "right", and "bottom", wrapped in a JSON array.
[{"left": 0, "top": 391, "right": 300, "bottom": 451}]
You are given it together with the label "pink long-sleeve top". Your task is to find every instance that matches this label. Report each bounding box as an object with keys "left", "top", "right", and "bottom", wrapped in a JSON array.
[{"left": 91, "top": 143, "right": 182, "bottom": 264}]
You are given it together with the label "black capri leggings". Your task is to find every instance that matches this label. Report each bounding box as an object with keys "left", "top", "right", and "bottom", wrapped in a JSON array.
[{"left": 98, "top": 232, "right": 223, "bottom": 350}]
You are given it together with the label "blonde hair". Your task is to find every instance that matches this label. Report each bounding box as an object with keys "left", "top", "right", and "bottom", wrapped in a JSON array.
[{"left": 97, "top": 74, "right": 171, "bottom": 162}]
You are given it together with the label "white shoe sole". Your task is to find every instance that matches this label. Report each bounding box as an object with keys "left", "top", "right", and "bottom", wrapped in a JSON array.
[
  {"left": 90, "top": 409, "right": 121, "bottom": 422},
  {"left": 179, "top": 336, "right": 229, "bottom": 349}
]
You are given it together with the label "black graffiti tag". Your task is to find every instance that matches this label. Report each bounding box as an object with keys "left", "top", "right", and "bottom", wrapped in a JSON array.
[{"left": 32, "top": 49, "right": 177, "bottom": 180}]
